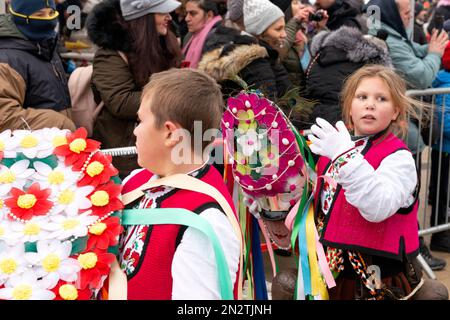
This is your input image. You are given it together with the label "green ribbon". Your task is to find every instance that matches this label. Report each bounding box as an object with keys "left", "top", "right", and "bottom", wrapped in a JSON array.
[
  {"left": 122, "top": 208, "right": 234, "bottom": 300},
  {"left": 2, "top": 153, "right": 58, "bottom": 169},
  {"left": 292, "top": 126, "right": 315, "bottom": 172}
]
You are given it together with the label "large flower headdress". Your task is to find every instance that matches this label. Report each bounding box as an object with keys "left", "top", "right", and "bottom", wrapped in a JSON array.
[{"left": 222, "top": 91, "right": 307, "bottom": 206}]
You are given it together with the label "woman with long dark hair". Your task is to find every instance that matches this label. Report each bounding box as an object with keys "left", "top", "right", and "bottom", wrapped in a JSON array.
[{"left": 86, "top": 0, "right": 182, "bottom": 178}]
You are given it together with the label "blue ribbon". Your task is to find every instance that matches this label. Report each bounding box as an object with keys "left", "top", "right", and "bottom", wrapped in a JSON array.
[
  {"left": 251, "top": 215, "right": 268, "bottom": 300},
  {"left": 298, "top": 196, "right": 313, "bottom": 295}
]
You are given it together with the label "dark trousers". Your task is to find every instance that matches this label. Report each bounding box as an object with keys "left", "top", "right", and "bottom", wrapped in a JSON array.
[{"left": 429, "top": 149, "right": 450, "bottom": 227}]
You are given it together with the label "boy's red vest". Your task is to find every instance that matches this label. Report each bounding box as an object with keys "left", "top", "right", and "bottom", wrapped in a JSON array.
[
  {"left": 314, "top": 133, "right": 419, "bottom": 261},
  {"left": 121, "top": 165, "right": 239, "bottom": 300}
]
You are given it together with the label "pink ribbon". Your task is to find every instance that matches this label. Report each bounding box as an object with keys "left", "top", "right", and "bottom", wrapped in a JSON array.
[
  {"left": 257, "top": 218, "right": 277, "bottom": 278},
  {"left": 314, "top": 227, "right": 336, "bottom": 289}
]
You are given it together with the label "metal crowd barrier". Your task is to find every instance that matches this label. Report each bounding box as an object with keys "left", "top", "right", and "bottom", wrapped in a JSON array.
[
  {"left": 60, "top": 52, "right": 95, "bottom": 62},
  {"left": 102, "top": 146, "right": 137, "bottom": 157},
  {"left": 407, "top": 88, "right": 450, "bottom": 280}
]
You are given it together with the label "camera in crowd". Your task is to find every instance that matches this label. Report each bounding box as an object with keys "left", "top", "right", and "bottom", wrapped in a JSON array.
[{"left": 309, "top": 11, "right": 324, "bottom": 22}]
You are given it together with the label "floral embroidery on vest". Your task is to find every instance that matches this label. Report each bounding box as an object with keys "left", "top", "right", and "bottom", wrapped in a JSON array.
[{"left": 118, "top": 167, "right": 205, "bottom": 276}]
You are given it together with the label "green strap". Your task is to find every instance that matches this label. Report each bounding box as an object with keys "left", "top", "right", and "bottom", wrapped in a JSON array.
[
  {"left": 292, "top": 125, "right": 316, "bottom": 171},
  {"left": 122, "top": 208, "right": 234, "bottom": 300}
]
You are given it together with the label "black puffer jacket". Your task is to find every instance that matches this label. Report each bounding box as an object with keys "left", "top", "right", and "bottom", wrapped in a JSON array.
[
  {"left": 304, "top": 26, "right": 391, "bottom": 129},
  {"left": 199, "top": 25, "right": 292, "bottom": 101},
  {"left": 0, "top": 14, "right": 71, "bottom": 112}
]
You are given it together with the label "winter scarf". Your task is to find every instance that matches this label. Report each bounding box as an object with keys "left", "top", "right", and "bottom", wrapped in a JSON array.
[{"left": 182, "top": 15, "right": 222, "bottom": 68}]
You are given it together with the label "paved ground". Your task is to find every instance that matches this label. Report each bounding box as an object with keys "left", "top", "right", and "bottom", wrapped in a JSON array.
[
  {"left": 430, "top": 250, "right": 450, "bottom": 290},
  {"left": 418, "top": 147, "right": 450, "bottom": 295},
  {"left": 262, "top": 247, "right": 450, "bottom": 300}
]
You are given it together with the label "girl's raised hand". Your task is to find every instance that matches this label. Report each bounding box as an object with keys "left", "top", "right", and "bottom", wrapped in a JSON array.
[{"left": 308, "top": 118, "right": 355, "bottom": 160}]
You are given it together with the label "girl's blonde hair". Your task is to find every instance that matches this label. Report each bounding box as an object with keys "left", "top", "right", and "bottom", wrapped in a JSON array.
[{"left": 341, "top": 65, "right": 423, "bottom": 138}]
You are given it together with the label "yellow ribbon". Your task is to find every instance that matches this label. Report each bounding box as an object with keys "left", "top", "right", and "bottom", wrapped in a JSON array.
[{"left": 305, "top": 203, "right": 328, "bottom": 299}]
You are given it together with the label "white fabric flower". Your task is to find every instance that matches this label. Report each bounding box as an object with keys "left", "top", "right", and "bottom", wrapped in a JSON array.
[
  {"left": 9, "top": 216, "right": 53, "bottom": 243},
  {"left": 237, "top": 129, "right": 262, "bottom": 157},
  {"left": 32, "top": 161, "right": 80, "bottom": 193},
  {"left": 11, "top": 130, "right": 53, "bottom": 159},
  {"left": 46, "top": 211, "right": 98, "bottom": 241},
  {"left": 0, "top": 219, "right": 22, "bottom": 246},
  {"left": 37, "top": 128, "right": 70, "bottom": 149},
  {"left": 0, "top": 130, "right": 18, "bottom": 159},
  {"left": 0, "top": 272, "right": 55, "bottom": 300},
  {"left": 24, "top": 240, "right": 81, "bottom": 289},
  {"left": 51, "top": 185, "right": 94, "bottom": 216},
  {"left": 0, "top": 243, "right": 27, "bottom": 286},
  {"left": 0, "top": 160, "right": 35, "bottom": 196}
]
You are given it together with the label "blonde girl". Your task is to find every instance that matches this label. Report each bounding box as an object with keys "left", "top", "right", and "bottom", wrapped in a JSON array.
[{"left": 307, "top": 65, "right": 437, "bottom": 300}]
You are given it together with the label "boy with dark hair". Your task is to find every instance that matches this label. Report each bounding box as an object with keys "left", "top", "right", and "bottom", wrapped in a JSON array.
[{"left": 119, "top": 68, "right": 241, "bottom": 300}]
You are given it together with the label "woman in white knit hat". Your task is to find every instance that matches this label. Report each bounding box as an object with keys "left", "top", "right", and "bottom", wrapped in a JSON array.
[
  {"left": 244, "top": 0, "right": 287, "bottom": 48},
  {"left": 241, "top": 0, "right": 293, "bottom": 98},
  {"left": 197, "top": 0, "right": 293, "bottom": 104}
]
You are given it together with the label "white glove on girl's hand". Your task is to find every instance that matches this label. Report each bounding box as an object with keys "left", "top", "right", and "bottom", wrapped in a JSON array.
[{"left": 307, "top": 118, "right": 355, "bottom": 160}]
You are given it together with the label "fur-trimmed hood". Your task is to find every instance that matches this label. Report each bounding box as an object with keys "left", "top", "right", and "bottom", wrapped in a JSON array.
[
  {"left": 198, "top": 44, "right": 268, "bottom": 81},
  {"left": 310, "top": 26, "right": 391, "bottom": 67},
  {"left": 85, "top": 0, "right": 132, "bottom": 52},
  {"left": 198, "top": 25, "right": 268, "bottom": 81}
]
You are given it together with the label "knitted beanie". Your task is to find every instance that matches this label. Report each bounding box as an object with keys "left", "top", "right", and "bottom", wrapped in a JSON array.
[
  {"left": 120, "top": 0, "right": 181, "bottom": 21},
  {"left": 244, "top": 0, "right": 284, "bottom": 36},
  {"left": 442, "top": 42, "right": 450, "bottom": 71},
  {"left": 10, "top": 0, "right": 56, "bottom": 16},
  {"left": 227, "top": 0, "right": 244, "bottom": 21}
]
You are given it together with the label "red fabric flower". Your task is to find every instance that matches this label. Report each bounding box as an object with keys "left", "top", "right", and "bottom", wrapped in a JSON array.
[
  {"left": 77, "top": 152, "right": 118, "bottom": 188},
  {"left": 77, "top": 250, "right": 116, "bottom": 290},
  {"left": 54, "top": 128, "right": 101, "bottom": 169},
  {"left": 5, "top": 183, "right": 52, "bottom": 221},
  {"left": 0, "top": 151, "right": 3, "bottom": 162},
  {"left": 88, "top": 181, "right": 123, "bottom": 219},
  {"left": 52, "top": 281, "right": 92, "bottom": 300},
  {"left": 86, "top": 216, "right": 123, "bottom": 250}
]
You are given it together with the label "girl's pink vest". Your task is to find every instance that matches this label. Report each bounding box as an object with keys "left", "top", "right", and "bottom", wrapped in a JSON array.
[
  {"left": 314, "top": 133, "right": 419, "bottom": 261},
  {"left": 121, "top": 165, "right": 240, "bottom": 299}
]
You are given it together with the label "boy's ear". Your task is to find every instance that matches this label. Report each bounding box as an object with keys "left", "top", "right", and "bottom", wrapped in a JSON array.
[{"left": 164, "top": 121, "right": 183, "bottom": 148}]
